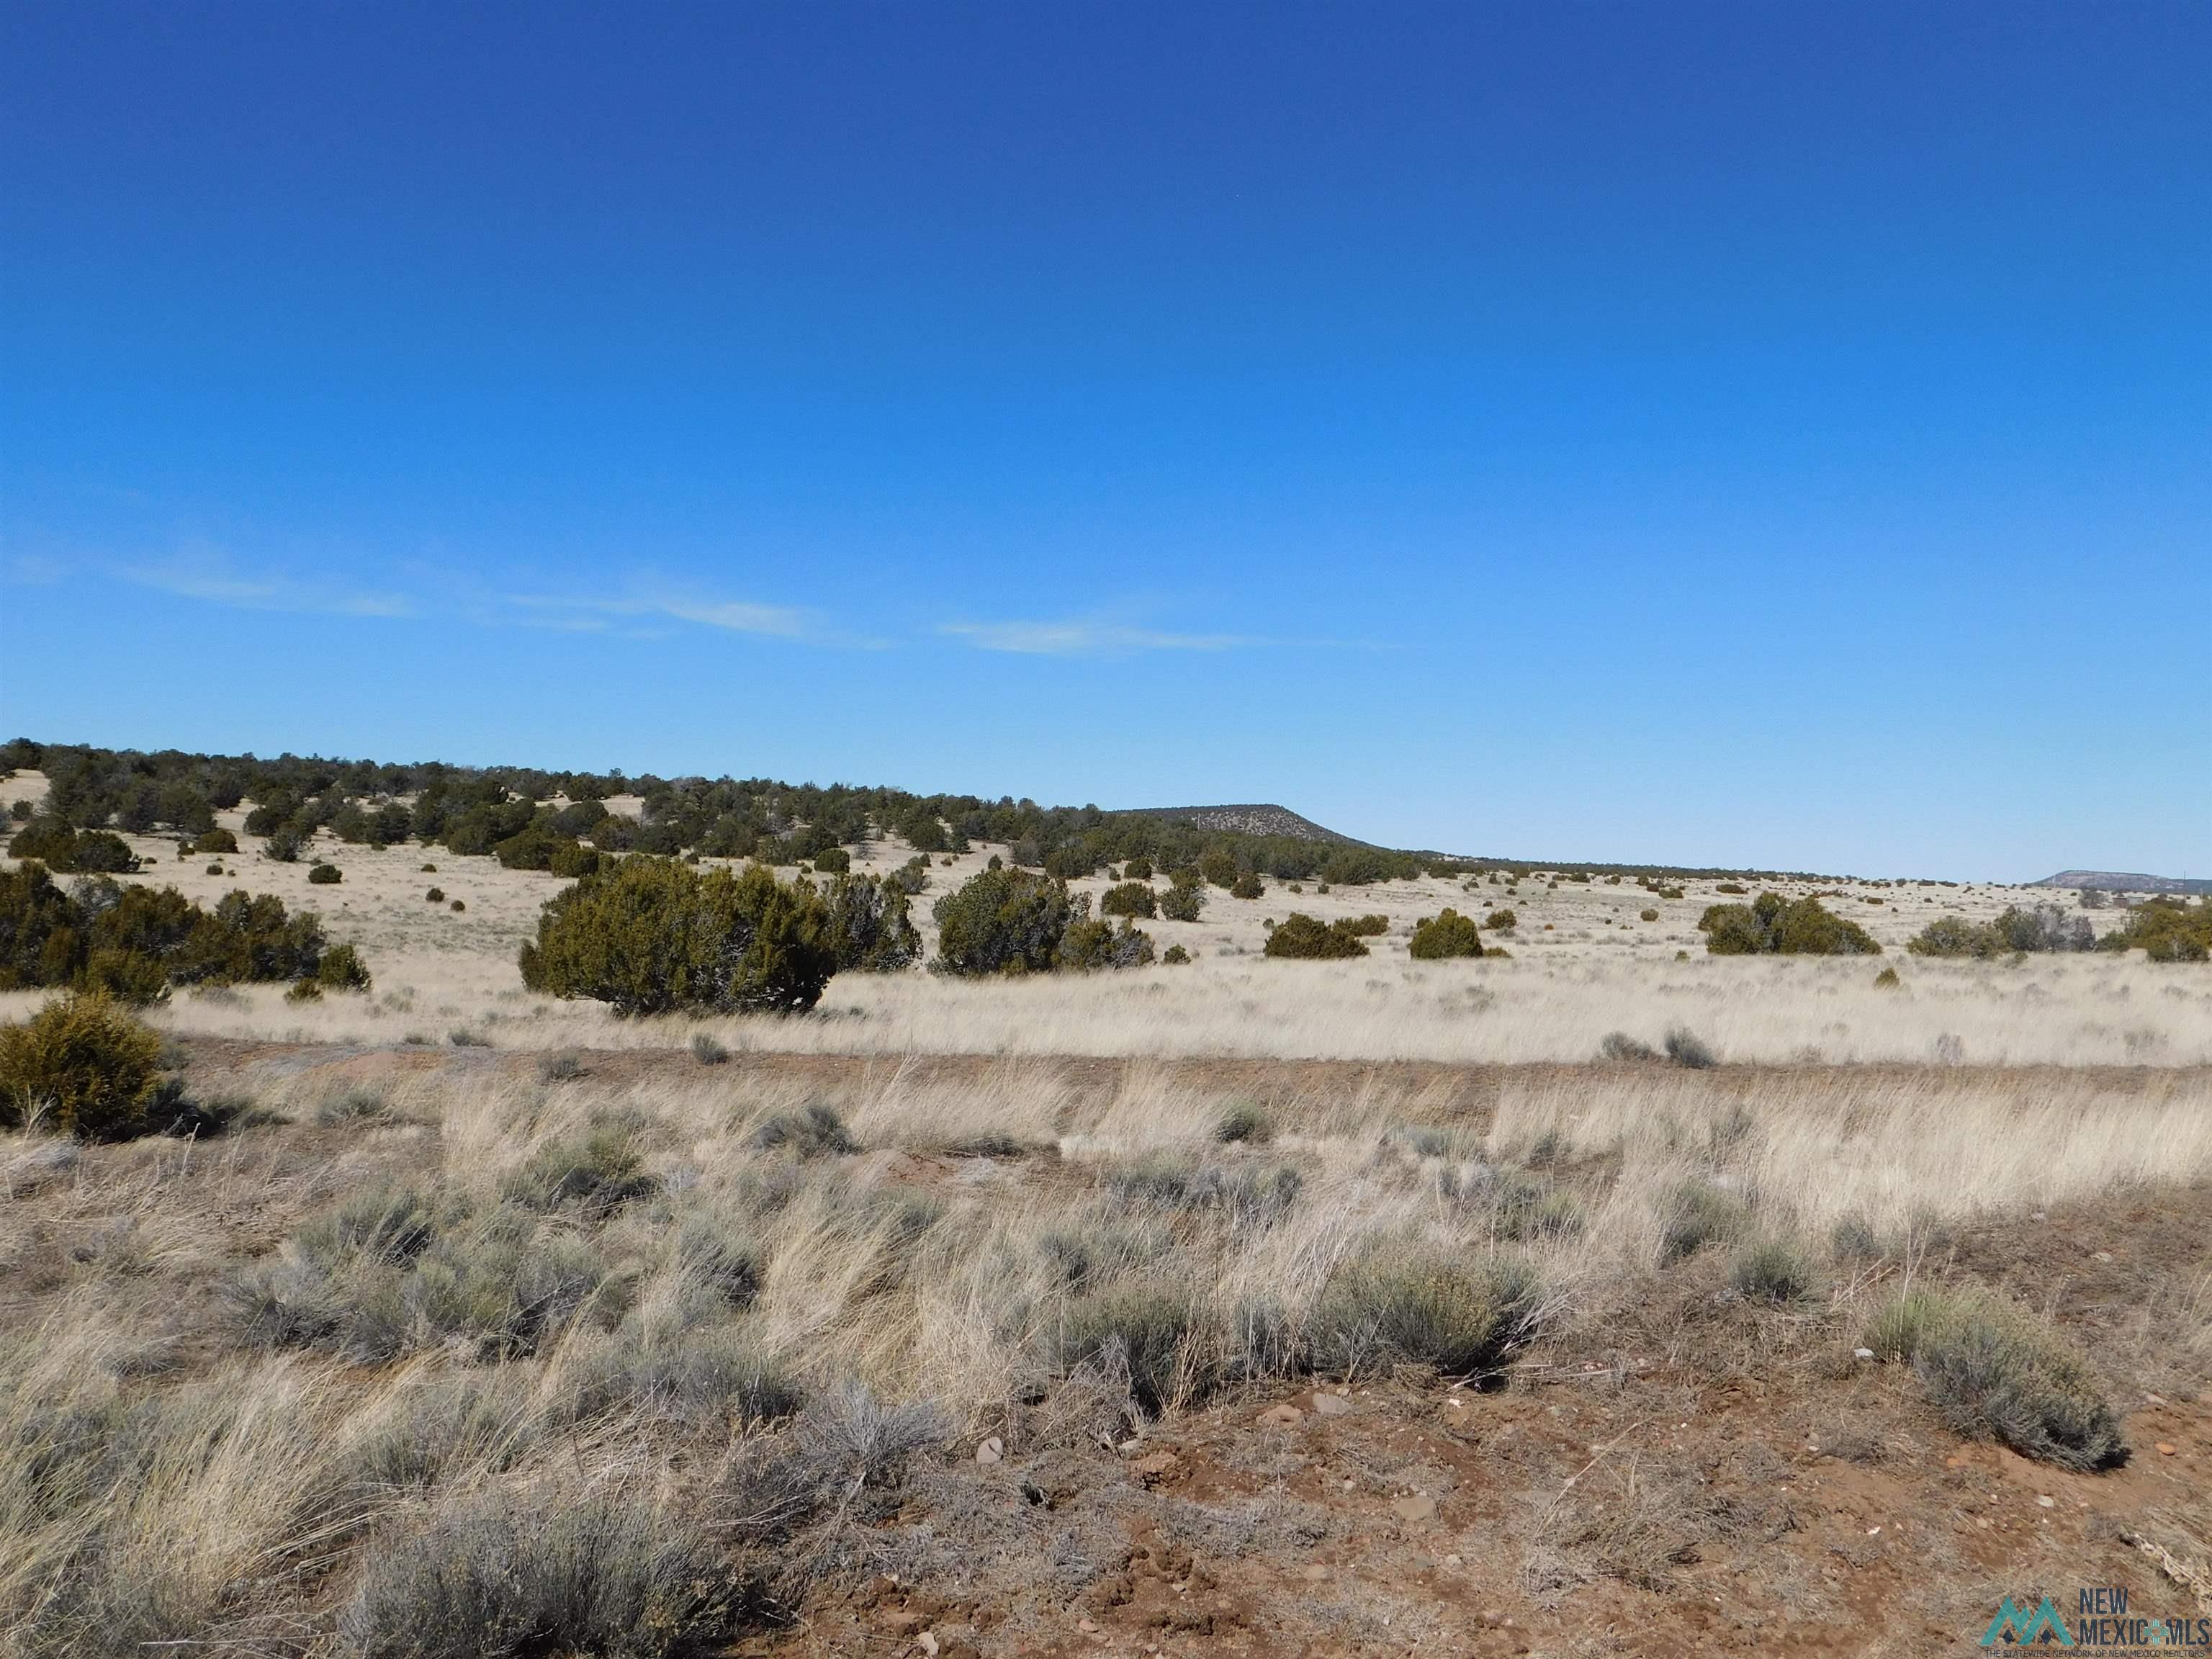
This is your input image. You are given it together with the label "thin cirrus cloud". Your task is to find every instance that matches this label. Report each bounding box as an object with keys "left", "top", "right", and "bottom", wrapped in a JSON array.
[
  {"left": 121, "top": 549, "right": 413, "bottom": 619},
  {"left": 938, "top": 618, "right": 1254, "bottom": 656},
  {"left": 105, "top": 551, "right": 824, "bottom": 642}
]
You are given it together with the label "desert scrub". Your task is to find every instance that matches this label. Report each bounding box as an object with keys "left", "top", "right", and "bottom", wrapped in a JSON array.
[
  {"left": 558, "top": 1326, "right": 801, "bottom": 1429},
  {"left": 1408, "top": 908, "right": 1484, "bottom": 959},
  {"left": 1729, "top": 1237, "right": 1818, "bottom": 1304},
  {"left": 1340, "top": 914, "right": 1389, "bottom": 937},
  {"left": 752, "top": 1102, "right": 859, "bottom": 1159},
  {"left": 1663, "top": 1027, "right": 1718, "bottom": 1069},
  {"left": 521, "top": 856, "right": 838, "bottom": 1014},
  {"left": 1310, "top": 1244, "right": 1540, "bottom": 1380},
  {"left": 338, "top": 1481, "right": 737, "bottom": 1659},
  {"left": 1056, "top": 915, "right": 1156, "bottom": 971},
  {"left": 1157, "top": 876, "right": 1206, "bottom": 922},
  {"left": 1658, "top": 1179, "right": 1750, "bottom": 1264},
  {"left": 689, "top": 1031, "right": 730, "bottom": 1065},
  {"left": 822, "top": 873, "right": 920, "bottom": 972},
  {"left": 1863, "top": 1287, "right": 2126, "bottom": 1470},
  {"left": 503, "top": 1116, "right": 657, "bottom": 1213},
  {"left": 1481, "top": 907, "right": 1517, "bottom": 932},
  {"left": 1699, "top": 892, "right": 1879, "bottom": 956},
  {"left": 0, "top": 991, "right": 166, "bottom": 1138},
  {"left": 1230, "top": 871, "right": 1264, "bottom": 899},
  {"left": 930, "top": 866, "right": 1076, "bottom": 976},
  {"left": 1597, "top": 1031, "right": 1660, "bottom": 1062},
  {"left": 1100, "top": 880, "right": 1158, "bottom": 919},
  {"left": 307, "top": 861, "right": 343, "bottom": 884},
  {"left": 1214, "top": 1101, "right": 1273, "bottom": 1144},
  {"left": 1263, "top": 913, "right": 1370, "bottom": 959},
  {"left": 1055, "top": 1279, "right": 1212, "bottom": 1414}
]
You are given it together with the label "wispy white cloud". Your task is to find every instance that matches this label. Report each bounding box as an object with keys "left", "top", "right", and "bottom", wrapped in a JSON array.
[
  {"left": 122, "top": 549, "right": 413, "bottom": 618},
  {"left": 110, "top": 548, "right": 832, "bottom": 643},
  {"left": 507, "top": 591, "right": 810, "bottom": 639},
  {"left": 939, "top": 619, "right": 1252, "bottom": 657}
]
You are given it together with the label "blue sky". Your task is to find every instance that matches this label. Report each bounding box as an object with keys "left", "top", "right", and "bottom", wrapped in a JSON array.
[{"left": 2, "top": 4, "right": 2205, "bottom": 879}]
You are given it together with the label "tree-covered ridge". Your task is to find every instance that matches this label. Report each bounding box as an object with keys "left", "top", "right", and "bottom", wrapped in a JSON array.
[
  {"left": 1, "top": 737, "right": 1470, "bottom": 886},
  {"left": 5, "top": 737, "right": 1840, "bottom": 886}
]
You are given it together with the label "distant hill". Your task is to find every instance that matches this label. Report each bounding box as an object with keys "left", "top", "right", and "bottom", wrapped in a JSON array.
[
  {"left": 2029, "top": 870, "right": 2212, "bottom": 896},
  {"left": 1116, "top": 804, "right": 1366, "bottom": 845}
]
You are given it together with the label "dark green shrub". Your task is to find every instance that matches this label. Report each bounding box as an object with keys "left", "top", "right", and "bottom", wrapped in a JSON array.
[
  {"left": 1264, "top": 914, "right": 1369, "bottom": 959},
  {"left": 1310, "top": 1244, "right": 1539, "bottom": 1379},
  {"left": 1162, "top": 944, "right": 1190, "bottom": 964},
  {"left": 192, "top": 828, "right": 238, "bottom": 855},
  {"left": 1714, "top": 881, "right": 1748, "bottom": 894},
  {"left": 1664, "top": 1027, "right": 1717, "bottom": 1069},
  {"left": 520, "top": 858, "right": 838, "bottom": 1015},
  {"left": 547, "top": 840, "right": 601, "bottom": 879},
  {"left": 689, "top": 1032, "right": 729, "bottom": 1066},
  {"left": 1700, "top": 894, "right": 1879, "bottom": 956},
  {"left": 1057, "top": 915, "right": 1156, "bottom": 971},
  {"left": 1597, "top": 1031, "right": 1658, "bottom": 1062},
  {"left": 931, "top": 867, "right": 1075, "bottom": 976},
  {"left": 307, "top": 862, "right": 342, "bottom": 885},
  {"left": 450, "top": 899, "right": 466, "bottom": 912},
  {"left": 0, "top": 992, "right": 165, "bottom": 1138},
  {"left": 811, "top": 847, "right": 850, "bottom": 874},
  {"left": 1230, "top": 871, "right": 1264, "bottom": 900},
  {"left": 1481, "top": 907, "right": 1517, "bottom": 932},
  {"left": 315, "top": 943, "right": 372, "bottom": 992},
  {"left": 1910, "top": 914, "right": 1994, "bottom": 958},
  {"left": 1639, "top": 907, "right": 1659, "bottom": 922},
  {"left": 1100, "top": 881, "right": 1157, "bottom": 919},
  {"left": 7, "top": 819, "right": 140, "bottom": 873},
  {"left": 1408, "top": 909, "right": 1484, "bottom": 960},
  {"left": 1863, "top": 1288, "right": 2125, "bottom": 1471},
  {"left": 2100, "top": 897, "right": 2211, "bottom": 963},
  {"left": 1200, "top": 850, "right": 1239, "bottom": 889},
  {"left": 822, "top": 873, "right": 920, "bottom": 972},
  {"left": 1339, "top": 914, "right": 1389, "bottom": 937},
  {"left": 1122, "top": 857, "right": 1154, "bottom": 881},
  {"left": 1158, "top": 880, "right": 1206, "bottom": 922}
]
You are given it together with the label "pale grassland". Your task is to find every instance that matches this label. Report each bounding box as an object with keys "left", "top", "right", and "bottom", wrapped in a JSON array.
[
  {"left": 6, "top": 1043, "right": 2208, "bottom": 1651},
  {"left": 27, "top": 948, "right": 2202, "bottom": 1069}
]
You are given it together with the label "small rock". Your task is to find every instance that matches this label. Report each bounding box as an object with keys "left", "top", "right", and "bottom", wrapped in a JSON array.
[
  {"left": 1944, "top": 1456, "right": 1967, "bottom": 1469},
  {"left": 916, "top": 1635, "right": 938, "bottom": 1657},
  {"left": 1853, "top": 1347, "right": 1875, "bottom": 1360},
  {"left": 1310, "top": 1393, "right": 1354, "bottom": 1418},
  {"left": 2036, "top": 1496, "right": 2055, "bottom": 1509},
  {"left": 1392, "top": 1494, "right": 1437, "bottom": 1524},
  {"left": 976, "top": 1437, "right": 1003, "bottom": 1465},
  {"left": 2157, "top": 1442, "right": 2177, "bottom": 1456},
  {"left": 1442, "top": 1553, "right": 1463, "bottom": 1568},
  {"left": 1131, "top": 1450, "right": 1181, "bottom": 1483},
  {"left": 1301, "top": 1564, "right": 1330, "bottom": 1582},
  {"left": 1077, "top": 1617, "right": 1099, "bottom": 1633},
  {"left": 2092, "top": 1251, "right": 2112, "bottom": 1262}
]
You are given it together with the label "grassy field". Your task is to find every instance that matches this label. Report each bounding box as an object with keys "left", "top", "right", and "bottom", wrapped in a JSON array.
[{"left": 4, "top": 775, "right": 2209, "bottom": 1655}]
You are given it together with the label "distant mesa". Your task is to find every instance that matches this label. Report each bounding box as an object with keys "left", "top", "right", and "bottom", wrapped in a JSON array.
[
  {"left": 2028, "top": 870, "right": 2212, "bottom": 896},
  {"left": 1117, "top": 804, "right": 1364, "bottom": 845}
]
